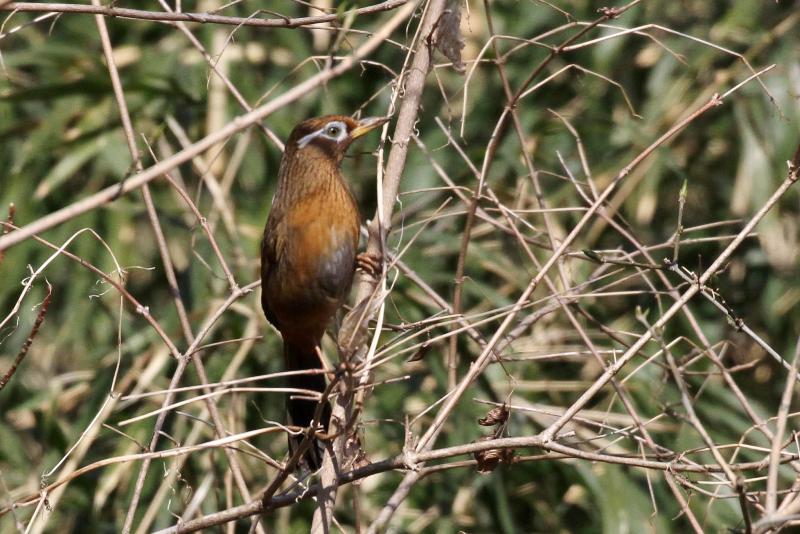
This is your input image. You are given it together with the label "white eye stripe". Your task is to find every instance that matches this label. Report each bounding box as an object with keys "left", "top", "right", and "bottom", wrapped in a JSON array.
[
  {"left": 296, "top": 120, "right": 349, "bottom": 148},
  {"left": 297, "top": 129, "right": 322, "bottom": 148}
]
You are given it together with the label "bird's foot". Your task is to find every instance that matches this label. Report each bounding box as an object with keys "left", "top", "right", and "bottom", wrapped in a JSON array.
[{"left": 356, "top": 252, "right": 382, "bottom": 279}]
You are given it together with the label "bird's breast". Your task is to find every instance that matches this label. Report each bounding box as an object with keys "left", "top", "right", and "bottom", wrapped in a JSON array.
[{"left": 271, "top": 187, "right": 360, "bottom": 309}]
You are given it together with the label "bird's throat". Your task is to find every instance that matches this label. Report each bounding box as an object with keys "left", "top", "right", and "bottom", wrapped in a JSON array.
[{"left": 277, "top": 147, "right": 348, "bottom": 203}]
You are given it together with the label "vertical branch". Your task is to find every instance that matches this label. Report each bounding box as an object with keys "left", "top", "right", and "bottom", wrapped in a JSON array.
[
  {"left": 313, "top": 0, "right": 447, "bottom": 531},
  {"left": 766, "top": 336, "right": 800, "bottom": 513}
]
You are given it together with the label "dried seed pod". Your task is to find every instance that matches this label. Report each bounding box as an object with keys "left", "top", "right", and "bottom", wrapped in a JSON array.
[
  {"left": 477, "top": 404, "right": 510, "bottom": 426},
  {"left": 474, "top": 436, "right": 499, "bottom": 473},
  {"left": 473, "top": 435, "right": 514, "bottom": 474},
  {"left": 407, "top": 342, "right": 432, "bottom": 362}
]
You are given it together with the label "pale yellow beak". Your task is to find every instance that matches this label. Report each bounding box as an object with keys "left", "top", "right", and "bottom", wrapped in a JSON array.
[{"left": 351, "top": 116, "right": 389, "bottom": 139}]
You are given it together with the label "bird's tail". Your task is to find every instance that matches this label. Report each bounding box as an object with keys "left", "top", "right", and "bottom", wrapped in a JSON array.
[{"left": 284, "top": 341, "right": 331, "bottom": 470}]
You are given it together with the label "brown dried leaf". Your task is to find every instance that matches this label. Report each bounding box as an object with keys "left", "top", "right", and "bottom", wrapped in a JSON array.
[{"left": 435, "top": 0, "right": 465, "bottom": 73}]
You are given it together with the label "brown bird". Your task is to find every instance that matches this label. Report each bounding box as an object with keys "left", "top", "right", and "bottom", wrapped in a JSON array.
[{"left": 260, "top": 114, "right": 387, "bottom": 469}]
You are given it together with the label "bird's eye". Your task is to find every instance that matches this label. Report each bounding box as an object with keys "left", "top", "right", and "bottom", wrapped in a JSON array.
[{"left": 326, "top": 125, "right": 341, "bottom": 137}]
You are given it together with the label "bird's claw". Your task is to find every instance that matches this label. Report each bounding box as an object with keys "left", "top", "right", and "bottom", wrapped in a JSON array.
[{"left": 356, "top": 252, "right": 382, "bottom": 279}]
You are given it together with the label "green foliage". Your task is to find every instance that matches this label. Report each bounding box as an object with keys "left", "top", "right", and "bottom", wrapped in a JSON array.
[{"left": 1, "top": 1, "right": 799, "bottom": 533}]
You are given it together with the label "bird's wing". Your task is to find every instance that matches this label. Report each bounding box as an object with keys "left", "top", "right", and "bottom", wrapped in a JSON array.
[
  {"left": 260, "top": 211, "right": 284, "bottom": 326},
  {"left": 316, "top": 239, "right": 357, "bottom": 302}
]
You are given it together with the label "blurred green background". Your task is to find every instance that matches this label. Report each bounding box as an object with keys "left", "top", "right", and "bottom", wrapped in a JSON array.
[{"left": 1, "top": 1, "right": 799, "bottom": 532}]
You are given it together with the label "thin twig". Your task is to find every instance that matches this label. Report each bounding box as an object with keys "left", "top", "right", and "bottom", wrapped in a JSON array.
[{"left": 1, "top": 1, "right": 408, "bottom": 29}]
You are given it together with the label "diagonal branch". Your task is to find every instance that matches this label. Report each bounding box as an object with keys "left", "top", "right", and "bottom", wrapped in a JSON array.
[{"left": 0, "top": 6, "right": 415, "bottom": 253}]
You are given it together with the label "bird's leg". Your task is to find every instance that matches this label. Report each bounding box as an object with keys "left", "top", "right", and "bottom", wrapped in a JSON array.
[{"left": 356, "top": 251, "right": 382, "bottom": 279}]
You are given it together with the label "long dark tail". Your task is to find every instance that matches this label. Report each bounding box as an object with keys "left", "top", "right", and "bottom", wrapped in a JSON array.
[{"left": 284, "top": 341, "right": 331, "bottom": 470}]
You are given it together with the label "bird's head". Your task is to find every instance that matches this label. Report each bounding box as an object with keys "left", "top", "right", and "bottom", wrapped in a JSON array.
[{"left": 285, "top": 115, "right": 388, "bottom": 162}]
